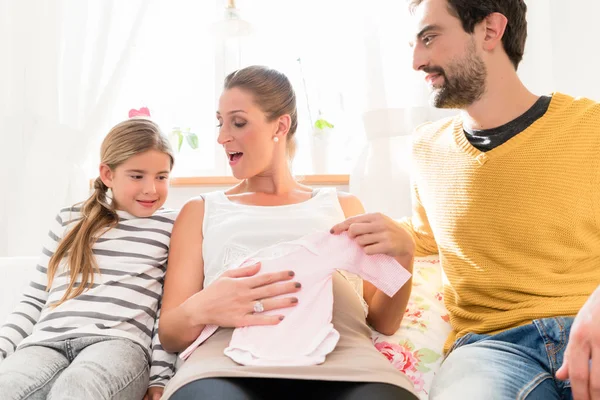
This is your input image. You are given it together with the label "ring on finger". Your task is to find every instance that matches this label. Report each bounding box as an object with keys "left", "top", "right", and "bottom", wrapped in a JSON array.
[{"left": 253, "top": 300, "right": 265, "bottom": 313}]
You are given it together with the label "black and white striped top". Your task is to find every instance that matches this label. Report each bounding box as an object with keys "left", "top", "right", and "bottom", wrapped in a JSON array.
[{"left": 0, "top": 206, "right": 179, "bottom": 388}]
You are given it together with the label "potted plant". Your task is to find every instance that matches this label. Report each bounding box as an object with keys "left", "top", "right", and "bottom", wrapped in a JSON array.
[
  {"left": 310, "top": 110, "right": 335, "bottom": 174},
  {"left": 297, "top": 58, "right": 335, "bottom": 174},
  {"left": 169, "top": 127, "right": 199, "bottom": 152},
  {"left": 128, "top": 107, "right": 199, "bottom": 153}
]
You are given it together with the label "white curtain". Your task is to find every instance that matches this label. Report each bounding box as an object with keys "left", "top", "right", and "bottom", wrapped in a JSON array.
[
  {"left": 350, "top": 0, "right": 454, "bottom": 218},
  {"left": 0, "top": 0, "right": 149, "bottom": 256},
  {"left": 235, "top": 0, "right": 370, "bottom": 175}
]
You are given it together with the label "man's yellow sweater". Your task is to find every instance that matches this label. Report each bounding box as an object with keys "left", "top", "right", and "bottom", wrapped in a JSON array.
[{"left": 401, "top": 93, "right": 600, "bottom": 352}]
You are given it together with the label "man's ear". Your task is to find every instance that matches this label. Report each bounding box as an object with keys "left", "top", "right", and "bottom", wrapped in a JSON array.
[{"left": 482, "top": 12, "right": 508, "bottom": 52}]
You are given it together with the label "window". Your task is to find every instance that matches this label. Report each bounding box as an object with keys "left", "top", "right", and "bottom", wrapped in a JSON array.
[{"left": 106, "top": 0, "right": 370, "bottom": 177}]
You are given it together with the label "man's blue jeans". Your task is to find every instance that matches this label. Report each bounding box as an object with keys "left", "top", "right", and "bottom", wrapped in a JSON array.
[{"left": 430, "top": 317, "right": 574, "bottom": 400}]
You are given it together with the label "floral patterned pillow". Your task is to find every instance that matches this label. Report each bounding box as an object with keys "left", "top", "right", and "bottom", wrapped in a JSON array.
[{"left": 371, "top": 255, "right": 451, "bottom": 399}]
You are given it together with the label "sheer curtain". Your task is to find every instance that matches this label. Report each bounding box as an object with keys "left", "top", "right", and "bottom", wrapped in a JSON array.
[
  {"left": 237, "top": 0, "right": 370, "bottom": 175},
  {"left": 108, "top": 0, "right": 372, "bottom": 177},
  {"left": 100, "top": 0, "right": 222, "bottom": 178},
  {"left": 350, "top": 0, "right": 454, "bottom": 218},
  {"left": 0, "top": 0, "right": 149, "bottom": 256}
]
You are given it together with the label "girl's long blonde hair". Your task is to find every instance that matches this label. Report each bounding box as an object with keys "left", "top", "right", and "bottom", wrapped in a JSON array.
[{"left": 46, "top": 118, "right": 174, "bottom": 306}]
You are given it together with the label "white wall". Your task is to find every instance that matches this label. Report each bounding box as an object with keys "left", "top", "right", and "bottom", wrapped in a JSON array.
[{"left": 519, "top": 0, "right": 600, "bottom": 100}]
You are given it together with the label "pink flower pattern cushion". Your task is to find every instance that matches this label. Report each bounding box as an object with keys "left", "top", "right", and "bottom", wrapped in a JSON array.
[{"left": 371, "top": 255, "right": 451, "bottom": 399}]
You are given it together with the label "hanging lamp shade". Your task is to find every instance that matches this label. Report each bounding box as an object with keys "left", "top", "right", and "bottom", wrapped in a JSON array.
[{"left": 212, "top": 0, "right": 253, "bottom": 40}]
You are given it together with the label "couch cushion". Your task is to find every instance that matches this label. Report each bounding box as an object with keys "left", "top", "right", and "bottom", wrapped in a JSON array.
[
  {"left": 0, "top": 257, "right": 39, "bottom": 324},
  {"left": 371, "top": 255, "right": 450, "bottom": 399}
]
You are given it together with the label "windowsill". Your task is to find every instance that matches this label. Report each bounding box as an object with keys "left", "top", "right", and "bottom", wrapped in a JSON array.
[{"left": 89, "top": 174, "right": 349, "bottom": 188}]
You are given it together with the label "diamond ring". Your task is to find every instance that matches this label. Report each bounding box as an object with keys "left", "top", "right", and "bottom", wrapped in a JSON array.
[{"left": 253, "top": 300, "right": 265, "bottom": 313}]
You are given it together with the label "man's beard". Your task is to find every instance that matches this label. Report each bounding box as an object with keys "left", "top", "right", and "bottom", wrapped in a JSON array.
[{"left": 425, "top": 41, "right": 487, "bottom": 109}]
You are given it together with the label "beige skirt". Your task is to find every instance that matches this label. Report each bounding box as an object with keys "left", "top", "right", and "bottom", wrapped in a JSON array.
[{"left": 162, "top": 273, "right": 415, "bottom": 399}]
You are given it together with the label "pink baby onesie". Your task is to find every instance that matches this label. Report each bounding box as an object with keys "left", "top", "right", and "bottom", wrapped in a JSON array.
[{"left": 180, "top": 231, "right": 411, "bottom": 366}]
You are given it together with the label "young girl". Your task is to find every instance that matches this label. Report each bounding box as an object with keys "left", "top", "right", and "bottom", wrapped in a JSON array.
[{"left": 0, "top": 118, "right": 178, "bottom": 400}]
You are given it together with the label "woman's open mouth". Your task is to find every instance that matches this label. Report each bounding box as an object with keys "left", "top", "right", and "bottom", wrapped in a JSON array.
[{"left": 228, "top": 151, "right": 243, "bottom": 165}]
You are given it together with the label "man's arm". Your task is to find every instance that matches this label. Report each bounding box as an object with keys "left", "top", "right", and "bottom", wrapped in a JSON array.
[{"left": 397, "top": 180, "right": 439, "bottom": 257}]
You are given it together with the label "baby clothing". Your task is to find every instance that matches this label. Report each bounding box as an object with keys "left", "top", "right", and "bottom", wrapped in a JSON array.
[{"left": 180, "top": 231, "right": 411, "bottom": 366}]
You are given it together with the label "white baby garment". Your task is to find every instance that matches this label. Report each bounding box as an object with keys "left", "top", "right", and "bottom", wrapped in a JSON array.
[{"left": 180, "top": 231, "right": 411, "bottom": 366}]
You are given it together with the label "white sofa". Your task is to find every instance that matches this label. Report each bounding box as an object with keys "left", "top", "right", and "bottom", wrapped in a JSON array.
[
  {"left": 0, "top": 257, "right": 38, "bottom": 324},
  {"left": 0, "top": 255, "right": 450, "bottom": 399}
]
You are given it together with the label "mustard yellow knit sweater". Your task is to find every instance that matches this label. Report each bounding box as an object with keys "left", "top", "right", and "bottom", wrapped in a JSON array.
[{"left": 401, "top": 93, "right": 600, "bottom": 352}]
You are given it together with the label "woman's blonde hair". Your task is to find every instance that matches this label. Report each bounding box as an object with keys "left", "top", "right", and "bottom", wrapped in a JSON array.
[{"left": 46, "top": 118, "right": 174, "bottom": 306}]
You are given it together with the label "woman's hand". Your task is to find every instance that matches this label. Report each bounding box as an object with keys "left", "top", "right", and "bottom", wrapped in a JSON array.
[{"left": 185, "top": 262, "right": 301, "bottom": 328}]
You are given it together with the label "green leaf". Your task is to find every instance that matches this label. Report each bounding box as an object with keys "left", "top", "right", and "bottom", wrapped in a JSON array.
[
  {"left": 415, "top": 364, "right": 431, "bottom": 373},
  {"left": 169, "top": 130, "right": 183, "bottom": 152},
  {"left": 314, "top": 118, "right": 334, "bottom": 130},
  {"left": 414, "top": 348, "right": 441, "bottom": 364},
  {"left": 177, "top": 132, "right": 183, "bottom": 152},
  {"left": 399, "top": 339, "right": 415, "bottom": 351},
  {"left": 186, "top": 133, "right": 199, "bottom": 150}
]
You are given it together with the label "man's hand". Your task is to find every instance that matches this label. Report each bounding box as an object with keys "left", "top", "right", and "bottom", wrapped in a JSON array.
[
  {"left": 330, "top": 213, "right": 415, "bottom": 258},
  {"left": 556, "top": 287, "right": 600, "bottom": 400},
  {"left": 144, "top": 386, "right": 164, "bottom": 400}
]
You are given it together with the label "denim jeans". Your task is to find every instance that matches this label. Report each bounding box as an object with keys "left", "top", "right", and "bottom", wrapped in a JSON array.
[
  {"left": 0, "top": 336, "right": 149, "bottom": 400},
  {"left": 430, "top": 317, "right": 574, "bottom": 400}
]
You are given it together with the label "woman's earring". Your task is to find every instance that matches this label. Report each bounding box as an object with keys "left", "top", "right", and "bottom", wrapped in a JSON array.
[{"left": 273, "top": 136, "right": 279, "bottom": 143}]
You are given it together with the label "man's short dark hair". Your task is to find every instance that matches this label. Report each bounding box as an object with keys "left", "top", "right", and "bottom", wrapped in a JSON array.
[{"left": 409, "top": 0, "right": 528, "bottom": 69}]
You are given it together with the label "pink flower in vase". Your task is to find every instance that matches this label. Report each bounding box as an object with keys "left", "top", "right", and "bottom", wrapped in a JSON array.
[{"left": 128, "top": 107, "right": 151, "bottom": 118}]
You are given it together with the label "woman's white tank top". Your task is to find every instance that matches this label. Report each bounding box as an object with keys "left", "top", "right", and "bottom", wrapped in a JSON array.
[{"left": 201, "top": 188, "right": 347, "bottom": 287}]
